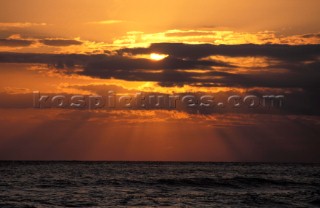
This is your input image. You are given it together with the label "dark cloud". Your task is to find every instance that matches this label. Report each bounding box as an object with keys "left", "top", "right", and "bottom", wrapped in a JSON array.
[
  {"left": 301, "top": 33, "right": 320, "bottom": 39},
  {"left": 0, "top": 108, "right": 319, "bottom": 162},
  {"left": 0, "top": 86, "right": 319, "bottom": 116},
  {"left": 0, "top": 42, "right": 319, "bottom": 89},
  {"left": 39, "top": 39, "right": 83, "bottom": 46},
  {"left": 118, "top": 43, "right": 320, "bottom": 61},
  {"left": 0, "top": 38, "right": 35, "bottom": 47},
  {"left": 0, "top": 37, "right": 82, "bottom": 48},
  {"left": 0, "top": 52, "right": 91, "bottom": 67},
  {"left": 0, "top": 51, "right": 232, "bottom": 71}
]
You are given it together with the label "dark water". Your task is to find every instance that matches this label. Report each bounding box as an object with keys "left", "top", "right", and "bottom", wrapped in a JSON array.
[{"left": 0, "top": 162, "right": 320, "bottom": 207}]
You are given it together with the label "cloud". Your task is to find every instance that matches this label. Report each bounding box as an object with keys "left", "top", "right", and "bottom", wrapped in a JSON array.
[
  {"left": 0, "top": 38, "right": 35, "bottom": 47},
  {"left": 0, "top": 36, "right": 84, "bottom": 49},
  {"left": 87, "top": 20, "right": 124, "bottom": 25},
  {"left": 301, "top": 33, "right": 320, "bottom": 39},
  {"left": 0, "top": 51, "right": 232, "bottom": 70},
  {"left": 39, "top": 39, "right": 83, "bottom": 46},
  {"left": 165, "top": 31, "right": 215, "bottom": 37},
  {"left": 118, "top": 43, "right": 320, "bottom": 61},
  {"left": 112, "top": 30, "right": 320, "bottom": 48},
  {"left": 0, "top": 42, "right": 319, "bottom": 89},
  {"left": 0, "top": 109, "right": 319, "bottom": 161},
  {"left": 0, "top": 22, "right": 47, "bottom": 28}
]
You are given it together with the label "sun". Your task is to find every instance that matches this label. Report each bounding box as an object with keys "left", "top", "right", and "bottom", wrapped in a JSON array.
[{"left": 150, "top": 53, "right": 168, "bottom": 61}]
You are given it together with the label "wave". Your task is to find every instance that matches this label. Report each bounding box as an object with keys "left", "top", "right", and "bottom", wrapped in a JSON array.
[{"left": 155, "top": 176, "right": 308, "bottom": 188}]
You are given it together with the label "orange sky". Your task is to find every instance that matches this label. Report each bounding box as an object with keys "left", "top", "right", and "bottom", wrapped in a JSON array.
[
  {"left": 0, "top": 0, "right": 320, "bottom": 162},
  {"left": 1, "top": 0, "right": 320, "bottom": 40}
]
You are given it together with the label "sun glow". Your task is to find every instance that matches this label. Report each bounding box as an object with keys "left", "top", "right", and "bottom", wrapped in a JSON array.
[{"left": 150, "top": 53, "right": 168, "bottom": 61}]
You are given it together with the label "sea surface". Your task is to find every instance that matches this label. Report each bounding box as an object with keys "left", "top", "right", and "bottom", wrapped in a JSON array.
[{"left": 0, "top": 162, "right": 320, "bottom": 207}]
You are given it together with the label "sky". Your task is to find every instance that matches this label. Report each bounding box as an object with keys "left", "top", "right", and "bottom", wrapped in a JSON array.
[{"left": 0, "top": 0, "right": 319, "bottom": 162}]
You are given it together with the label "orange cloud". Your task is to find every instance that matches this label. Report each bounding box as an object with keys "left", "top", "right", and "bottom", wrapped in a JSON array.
[
  {"left": 0, "top": 22, "right": 47, "bottom": 28},
  {"left": 87, "top": 20, "right": 125, "bottom": 25}
]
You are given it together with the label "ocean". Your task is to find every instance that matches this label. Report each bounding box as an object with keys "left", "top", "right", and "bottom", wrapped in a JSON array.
[{"left": 0, "top": 162, "right": 319, "bottom": 207}]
